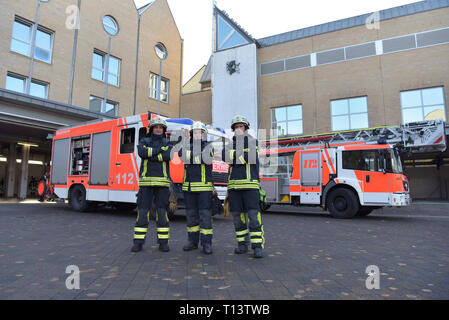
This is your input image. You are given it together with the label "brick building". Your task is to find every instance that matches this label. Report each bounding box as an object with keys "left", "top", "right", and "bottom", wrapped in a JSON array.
[
  {"left": 0, "top": 0, "right": 183, "bottom": 199},
  {"left": 181, "top": 0, "right": 449, "bottom": 200}
]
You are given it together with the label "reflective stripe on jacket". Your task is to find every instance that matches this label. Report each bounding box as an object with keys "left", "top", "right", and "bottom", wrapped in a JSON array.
[
  {"left": 179, "top": 141, "right": 214, "bottom": 192},
  {"left": 137, "top": 134, "right": 172, "bottom": 187},
  {"left": 222, "top": 134, "right": 260, "bottom": 190}
]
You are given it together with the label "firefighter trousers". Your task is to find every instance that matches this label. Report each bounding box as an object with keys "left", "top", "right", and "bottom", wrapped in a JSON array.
[
  {"left": 228, "top": 189, "right": 265, "bottom": 249},
  {"left": 133, "top": 186, "right": 170, "bottom": 245},
  {"left": 184, "top": 191, "right": 213, "bottom": 245}
]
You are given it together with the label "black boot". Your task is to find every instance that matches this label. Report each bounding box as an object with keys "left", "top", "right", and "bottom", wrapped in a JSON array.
[
  {"left": 234, "top": 243, "right": 248, "bottom": 254},
  {"left": 131, "top": 243, "right": 143, "bottom": 252},
  {"left": 183, "top": 242, "right": 198, "bottom": 251},
  {"left": 254, "top": 247, "right": 263, "bottom": 258},
  {"left": 159, "top": 243, "right": 170, "bottom": 252},
  {"left": 202, "top": 244, "right": 213, "bottom": 255}
]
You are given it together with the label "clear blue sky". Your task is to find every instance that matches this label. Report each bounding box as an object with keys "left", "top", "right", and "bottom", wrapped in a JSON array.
[{"left": 134, "top": 0, "right": 418, "bottom": 84}]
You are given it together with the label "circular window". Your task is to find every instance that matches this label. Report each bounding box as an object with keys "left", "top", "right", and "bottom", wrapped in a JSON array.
[
  {"left": 154, "top": 42, "right": 168, "bottom": 60},
  {"left": 102, "top": 15, "right": 119, "bottom": 36}
]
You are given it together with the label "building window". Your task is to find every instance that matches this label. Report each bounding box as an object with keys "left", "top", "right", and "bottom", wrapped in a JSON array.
[
  {"left": 34, "top": 28, "right": 53, "bottom": 63},
  {"left": 29, "top": 79, "right": 48, "bottom": 98},
  {"left": 6, "top": 73, "right": 48, "bottom": 98},
  {"left": 149, "top": 72, "right": 169, "bottom": 103},
  {"left": 5, "top": 73, "right": 26, "bottom": 93},
  {"left": 216, "top": 14, "right": 249, "bottom": 51},
  {"left": 401, "top": 87, "right": 446, "bottom": 123},
  {"left": 102, "top": 16, "right": 119, "bottom": 36},
  {"left": 331, "top": 96, "right": 369, "bottom": 131},
  {"left": 271, "top": 105, "right": 303, "bottom": 137},
  {"left": 107, "top": 56, "right": 120, "bottom": 86},
  {"left": 91, "top": 50, "right": 120, "bottom": 86},
  {"left": 89, "top": 96, "right": 118, "bottom": 116},
  {"left": 10, "top": 17, "right": 53, "bottom": 63}
]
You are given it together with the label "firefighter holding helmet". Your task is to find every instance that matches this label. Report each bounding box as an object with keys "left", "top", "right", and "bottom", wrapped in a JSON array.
[
  {"left": 223, "top": 115, "right": 265, "bottom": 258},
  {"left": 131, "top": 116, "right": 173, "bottom": 253},
  {"left": 178, "top": 121, "right": 215, "bottom": 254}
]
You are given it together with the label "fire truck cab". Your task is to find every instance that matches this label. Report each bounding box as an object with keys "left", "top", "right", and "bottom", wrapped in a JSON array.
[{"left": 261, "top": 143, "right": 410, "bottom": 219}]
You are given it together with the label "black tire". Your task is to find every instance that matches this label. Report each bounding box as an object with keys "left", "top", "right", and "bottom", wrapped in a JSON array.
[
  {"left": 327, "top": 188, "right": 360, "bottom": 219},
  {"left": 69, "top": 185, "right": 90, "bottom": 212},
  {"left": 356, "top": 207, "right": 374, "bottom": 217}
]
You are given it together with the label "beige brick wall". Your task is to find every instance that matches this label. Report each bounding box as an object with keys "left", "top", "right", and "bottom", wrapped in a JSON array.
[
  {"left": 71, "top": 0, "right": 138, "bottom": 116},
  {"left": 259, "top": 7, "right": 449, "bottom": 63},
  {"left": 0, "top": 0, "right": 182, "bottom": 118},
  {"left": 180, "top": 7, "right": 449, "bottom": 136},
  {"left": 0, "top": 0, "right": 78, "bottom": 103},
  {"left": 181, "top": 89, "right": 212, "bottom": 124},
  {"left": 380, "top": 45, "right": 449, "bottom": 127},
  {"left": 135, "top": 0, "right": 182, "bottom": 118},
  {"left": 258, "top": 7, "right": 449, "bottom": 134},
  {"left": 183, "top": 65, "right": 206, "bottom": 95}
]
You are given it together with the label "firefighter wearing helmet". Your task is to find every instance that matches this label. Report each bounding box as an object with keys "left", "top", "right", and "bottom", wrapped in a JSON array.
[
  {"left": 178, "top": 121, "right": 215, "bottom": 254},
  {"left": 223, "top": 115, "right": 265, "bottom": 258},
  {"left": 131, "top": 115, "right": 173, "bottom": 253}
]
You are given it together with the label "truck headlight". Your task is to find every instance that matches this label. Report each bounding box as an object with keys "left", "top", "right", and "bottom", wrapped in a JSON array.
[{"left": 403, "top": 181, "right": 409, "bottom": 192}]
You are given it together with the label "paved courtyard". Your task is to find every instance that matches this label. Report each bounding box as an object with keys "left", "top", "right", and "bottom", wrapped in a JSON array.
[{"left": 0, "top": 200, "right": 448, "bottom": 300}]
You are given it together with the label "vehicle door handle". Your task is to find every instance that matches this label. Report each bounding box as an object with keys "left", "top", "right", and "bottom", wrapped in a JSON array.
[
  {"left": 116, "top": 162, "right": 121, "bottom": 166},
  {"left": 366, "top": 175, "right": 370, "bottom": 183}
]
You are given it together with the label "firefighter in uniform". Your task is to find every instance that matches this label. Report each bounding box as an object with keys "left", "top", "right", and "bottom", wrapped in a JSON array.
[
  {"left": 131, "top": 117, "right": 173, "bottom": 253},
  {"left": 223, "top": 115, "right": 265, "bottom": 258},
  {"left": 178, "top": 121, "right": 214, "bottom": 254}
]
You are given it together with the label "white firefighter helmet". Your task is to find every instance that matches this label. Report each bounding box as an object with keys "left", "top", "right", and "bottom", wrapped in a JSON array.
[
  {"left": 231, "top": 115, "right": 250, "bottom": 131},
  {"left": 149, "top": 116, "right": 167, "bottom": 131},
  {"left": 190, "top": 121, "right": 208, "bottom": 135}
]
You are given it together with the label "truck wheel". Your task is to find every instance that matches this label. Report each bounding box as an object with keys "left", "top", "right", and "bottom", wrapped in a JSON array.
[
  {"left": 69, "top": 185, "right": 90, "bottom": 212},
  {"left": 327, "top": 188, "right": 359, "bottom": 219},
  {"left": 356, "top": 207, "right": 374, "bottom": 217}
]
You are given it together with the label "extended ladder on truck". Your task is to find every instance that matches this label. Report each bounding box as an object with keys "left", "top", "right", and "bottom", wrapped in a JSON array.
[
  {"left": 262, "top": 119, "right": 447, "bottom": 153},
  {"left": 258, "top": 120, "right": 446, "bottom": 218}
]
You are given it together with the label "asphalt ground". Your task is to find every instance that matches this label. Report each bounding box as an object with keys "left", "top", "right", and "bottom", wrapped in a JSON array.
[{"left": 0, "top": 200, "right": 448, "bottom": 300}]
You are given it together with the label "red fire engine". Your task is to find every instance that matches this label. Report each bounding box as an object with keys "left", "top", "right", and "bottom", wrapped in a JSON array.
[
  {"left": 48, "top": 113, "right": 229, "bottom": 217},
  {"left": 259, "top": 120, "right": 446, "bottom": 218}
]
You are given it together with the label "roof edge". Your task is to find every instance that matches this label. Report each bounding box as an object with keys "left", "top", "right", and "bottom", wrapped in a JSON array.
[
  {"left": 257, "top": 0, "right": 449, "bottom": 48},
  {"left": 137, "top": 1, "right": 155, "bottom": 15}
]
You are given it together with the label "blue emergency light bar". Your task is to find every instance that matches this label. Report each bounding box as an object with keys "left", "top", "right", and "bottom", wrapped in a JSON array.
[{"left": 166, "top": 118, "right": 194, "bottom": 125}]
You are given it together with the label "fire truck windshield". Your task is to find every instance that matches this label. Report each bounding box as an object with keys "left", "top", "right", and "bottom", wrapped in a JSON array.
[
  {"left": 385, "top": 149, "right": 403, "bottom": 174},
  {"left": 343, "top": 148, "right": 402, "bottom": 174}
]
